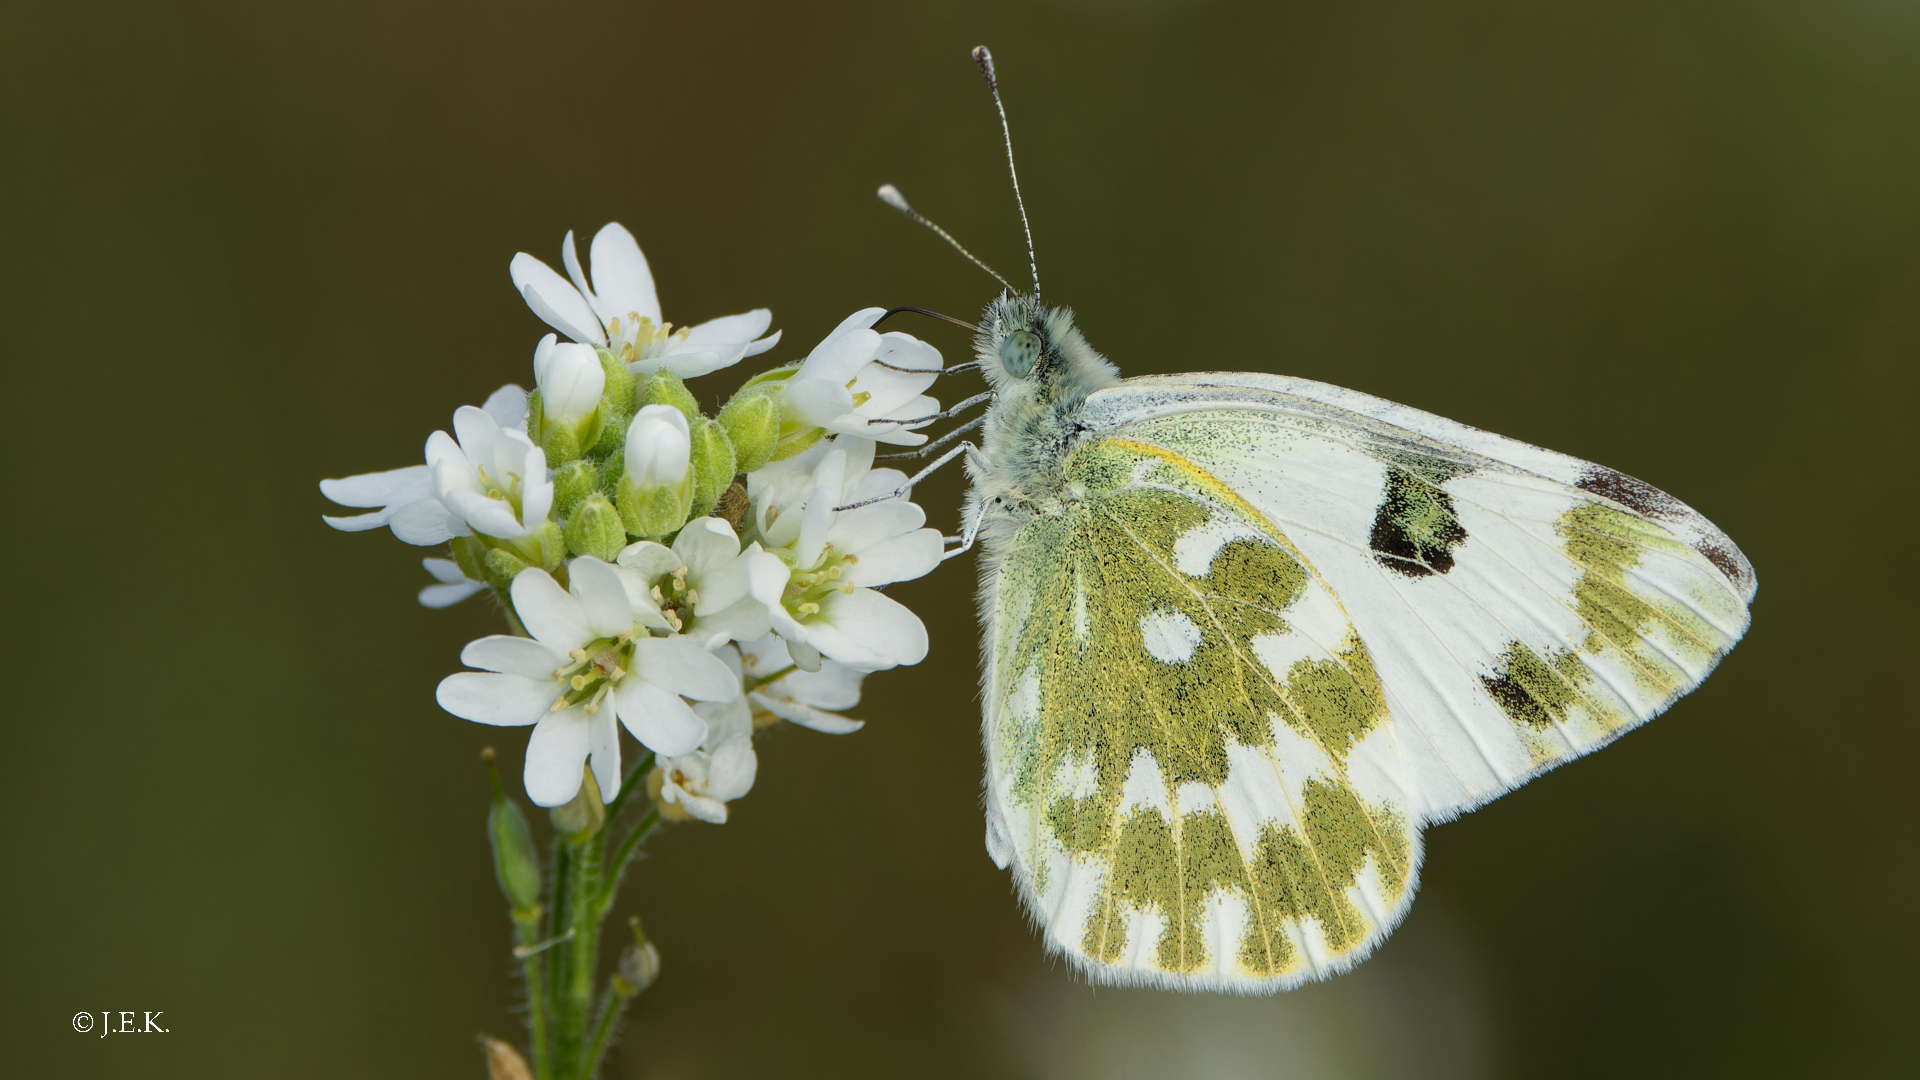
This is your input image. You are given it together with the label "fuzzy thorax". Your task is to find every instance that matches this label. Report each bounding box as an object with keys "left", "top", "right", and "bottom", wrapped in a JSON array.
[{"left": 972, "top": 294, "right": 1120, "bottom": 498}]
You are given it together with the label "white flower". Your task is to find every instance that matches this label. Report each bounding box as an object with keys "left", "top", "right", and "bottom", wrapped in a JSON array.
[
  {"left": 781, "top": 307, "right": 944, "bottom": 446},
  {"left": 509, "top": 222, "right": 780, "bottom": 379},
  {"left": 321, "top": 385, "right": 527, "bottom": 545},
  {"left": 426, "top": 403, "right": 555, "bottom": 541},
  {"left": 624, "top": 405, "right": 691, "bottom": 491},
  {"left": 532, "top": 334, "right": 606, "bottom": 432},
  {"left": 615, "top": 517, "right": 773, "bottom": 649},
  {"left": 657, "top": 652, "right": 758, "bottom": 824},
  {"left": 436, "top": 559, "right": 739, "bottom": 807},
  {"left": 738, "top": 634, "right": 866, "bottom": 734},
  {"left": 743, "top": 436, "right": 942, "bottom": 671},
  {"left": 419, "top": 557, "right": 486, "bottom": 608}
]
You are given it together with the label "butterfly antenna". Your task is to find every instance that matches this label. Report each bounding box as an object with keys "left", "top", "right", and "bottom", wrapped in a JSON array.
[
  {"left": 973, "top": 46, "right": 1039, "bottom": 304},
  {"left": 876, "top": 183, "right": 1017, "bottom": 293}
]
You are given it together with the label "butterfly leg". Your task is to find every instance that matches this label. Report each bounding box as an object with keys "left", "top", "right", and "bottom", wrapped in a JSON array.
[
  {"left": 866, "top": 391, "right": 994, "bottom": 433},
  {"left": 941, "top": 493, "right": 999, "bottom": 561},
  {"left": 835, "top": 440, "right": 986, "bottom": 511},
  {"left": 875, "top": 415, "right": 985, "bottom": 461}
]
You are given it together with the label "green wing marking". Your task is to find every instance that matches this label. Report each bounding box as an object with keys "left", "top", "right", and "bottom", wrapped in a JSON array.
[{"left": 989, "top": 439, "right": 1415, "bottom": 981}]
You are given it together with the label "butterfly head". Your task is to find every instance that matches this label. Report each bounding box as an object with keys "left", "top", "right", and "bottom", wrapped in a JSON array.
[{"left": 975, "top": 292, "right": 1118, "bottom": 398}]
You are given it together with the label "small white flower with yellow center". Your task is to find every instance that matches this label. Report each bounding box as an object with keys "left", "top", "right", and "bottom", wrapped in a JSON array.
[
  {"left": 510, "top": 222, "right": 779, "bottom": 379},
  {"left": 781, "top": 307, "right": 944, "bottom": 445},
  {"left": 615, "top": 517, "right": 773, "bottom": 650},
  {"left": 436, "top": 558, "right": 738, "bottom": 807},
  {"left": 320, "top": 386, "right": 527, "bottom": 545},
  {"left": 742, "top": 436, "right": 942, "bottom": 671},
  {"left": 654, "top": 651, "right": 757, "bottom": 824},
  {"left": 426, "top": 403, "right": 554, "bottom": 541}
]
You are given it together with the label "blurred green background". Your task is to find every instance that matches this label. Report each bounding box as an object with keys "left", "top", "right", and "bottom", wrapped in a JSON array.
[{"left": 4, "top": 0, "right": 1915, "bottom": 1076}]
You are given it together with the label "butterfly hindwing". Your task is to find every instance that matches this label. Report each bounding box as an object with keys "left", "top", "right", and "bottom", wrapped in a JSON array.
[
  {"left": 980, "top": 437, "right": 1421, "bottom": 991},
  {"left": 980, "top": 372, "right": 1754, "bottom": 991}
]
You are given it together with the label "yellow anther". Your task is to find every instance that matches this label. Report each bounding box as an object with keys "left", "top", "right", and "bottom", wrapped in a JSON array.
[
  {"left": 551, "top": 697, "right": 568, "bottom": 712},
  {"left": 797, "top": 602, "right": 820, "bottom": 616},
  {"left": 686, "top": 588, "right": 699, "bottom": 604}
]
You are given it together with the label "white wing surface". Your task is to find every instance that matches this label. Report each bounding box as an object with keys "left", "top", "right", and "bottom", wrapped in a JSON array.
[{"left": 975, "top": 371, "right": 1753, "bottom": 992}]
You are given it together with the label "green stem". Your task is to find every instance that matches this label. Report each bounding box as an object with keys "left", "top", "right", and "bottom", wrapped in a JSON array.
[
  {"left": 512, "top": 910, "right": 552, "bottom": 1080},
  {"left": 601, "top": 752, "right": 655, "bottom": 825},
  {"left": 546, "top": 840, "right": 572, "bottom": 1035},
  {"left": 595, "top": 806, "right": 660, "bottom": 911},
  {"left": 557, "top": 832, "right": 602, "bottom": 1075},
  {"left": 580, "top": 978, "right": 636, "bottom": 1080}
]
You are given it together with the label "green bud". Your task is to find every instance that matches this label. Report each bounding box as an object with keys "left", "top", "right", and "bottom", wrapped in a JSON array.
[
  {"left": 483, "top": 748, "right": 541, "bottom": 915},
  {"left": 687, "top": 419, "right": 736, "bottom": 519},
  {"left": 540, "top": 421, "right": 581, "bottom": 468},
  {"left": 717, "top": 390, "right": 780, "bottom": 474},
  {"left": 550, "top": 459, "right": 598, "bottom": 518},
  {"left": 593, "top": 349, "right": 636, "bottom": 458},
  {"left": 598, "top": 448, "right": 625, "bottom": 494},
  {"left": 616, "top": 916, "right": 661, "bottom": 995},
  {"left": 639, "top": 371, "right": 701, "bottom": 426},
  {"left": 565, "top": 494, "right": 626, "bottom": 561},
  {"left": 450, "top": 535, "right": 488, "bottom": 584},
  {"left": 525, "top": 388, "right": 546, "bottom": 442},
  {"left": 534, "top": 521, "right": 567, "bottom": 571},
  {"left": 617, "top": 481, "right": 690, "bottom": 541},
  {"left": 484, "top": 547, "right": 530, "bottom": 589},
  {"left": 549, "top": 765, "right": 606, "bottom": 839}
]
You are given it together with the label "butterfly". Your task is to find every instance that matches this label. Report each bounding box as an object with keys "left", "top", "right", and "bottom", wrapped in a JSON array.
[{"left": 873, "top": 48, "right": 1755, "bottom": 992}]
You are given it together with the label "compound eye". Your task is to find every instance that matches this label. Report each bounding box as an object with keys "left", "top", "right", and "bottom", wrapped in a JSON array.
[{"left": 1000, "top": 330, "right": 1043, "bottom": 378}]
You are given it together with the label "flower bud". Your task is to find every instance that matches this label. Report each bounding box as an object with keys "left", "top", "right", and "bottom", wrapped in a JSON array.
[
  {"left": 531, "top": 338, "right": 607, "bottom": 465},
  {"left": 625, "top": 914, "right": 672, "bottom": 991},
  {"left": 483, "top": 748, "right": 542, "bottom": 915},
  {"left": 535, "top": 520, "right": 568, "bottom": 571},
  {"left": 687, "top": 419, "right": 737, "bottom": 519},
  {"left": 549, "top": 764, "right": 606, "bottom": 838},
  {"left": 550, "top": 459, "right": 598, "bottom": 518},
  {"left": 485, "top": 546, "right": 530, "bottom": 588},
  {"left": 717, "top": 390, "right": 780, "bottom": 474},
  {"left": 592, "top": 348, "right": 637, "bottom": 457},
  {"left": 481, "top": 1035, "right": 534, "bottom": 1080},
  {"left": 639, "top": 370, "right": 702, "bottom": 426},
  {"left": 617, "top": 405, "right": 694, "bottom": 539},
  {"left": 450, "top": 535, "right": 489, "bottom": 584},
  {"left": 565, "top": 494, "right": 626, "bottom": 561}
]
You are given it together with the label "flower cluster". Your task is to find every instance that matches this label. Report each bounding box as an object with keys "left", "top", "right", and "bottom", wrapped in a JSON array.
[{"left": 323, "top": 223, "right": 946, "bottom": 813}]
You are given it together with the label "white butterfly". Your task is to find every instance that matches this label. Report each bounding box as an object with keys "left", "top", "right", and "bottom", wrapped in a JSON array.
[{"left": 872, "top": 48, "right": 1754, "bottom": 993}]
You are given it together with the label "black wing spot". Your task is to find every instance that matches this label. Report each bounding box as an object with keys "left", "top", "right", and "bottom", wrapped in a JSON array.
[
  {"left": 1576, "top": 466, "right": 1678, "bottom": 519},
  {"left": 1369, "top": 466, "right": 1468, "bottom": 578}
]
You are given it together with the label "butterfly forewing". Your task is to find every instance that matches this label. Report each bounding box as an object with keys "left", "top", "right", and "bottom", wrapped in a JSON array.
[
  {"left": 980, "top": 373, "right": 1753, "bottom": 991},
  {"left": 981, "top": 438, "right": 1421, "bottom": 991}
]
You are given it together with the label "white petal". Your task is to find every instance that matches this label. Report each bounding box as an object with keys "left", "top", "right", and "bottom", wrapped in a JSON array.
[
  {"left": 681, "top": 309, "right": 772, "bottom": 347},
  {"left": 682, "top": 795, "right": 730, "bottom": 824},
  {"left": 688, "top": 596, "right": 772, "bottom": 648},
  {"left": 419, "top": 580, "right": 486, "bottom": 608},
  {"left": 630, "top": 637, "right": 740, "bottom": 702},
  {"left": 849, "top": 467, "right": 910, "bottom": 504},
  {"left": 423, "top": 557, "right": 467, "bottom": 584},
  {"left": 750, "top": 690, "right": 864, "bottom": 734},
  {"left": 587, "top": 711, "right": 622, "bottom": 807},
  {"left": 461, "top": 634, "right": 565, "bottom": 678},
  {"left": 809, "top": 588, "right": 928, "bottom": 669},
  {"left": 437, "top": 672, "right": 554, "bottom": 726},
  {"left": 673, "top": 517, "right": 741, "bottom": 581},
  {"left": 826, "top": 501, "right": 925, "bottom": 551},
  {"left": 825, "top": 307, "right": 887, "bottom": 339},
  {"left": 781, "top": 375, "right": 855, "bottom": 428},
  {"left": 706, "top": 736, "right": 757, "bottom": 801},
  {"left": 537, "top": 342, "right": 606, "bottom": 423},
  {"left": 840, "top": 529, "right": 943, "bottom": 587},
  {"left": 625, "top": 405, "right": 692, "bottom": 487},
  {"left": 735, "top": 633, "right": 795, "bottom": 678},
  {"left": 798, "top": 326, "right": 881, "bottom": 385},
  {"left": 388, "top": 498, "right": 463, "bottom": 545},
  {"left": 568, "top": 557, "right": 634, "bottom": 639},
  {"left": 511, "top": 253, "right": 606, "bottom": 346},
  {"left": 613, "top": 679, "right": 706, "bottom": 757},
  {"left": 424, "top": 431, "right": 475, "bottom": 496},
  {"left": 647, "top": 343, "right": 746, "bottom": 379},
  {"left": 873, "top": 331, "right": 942, "bottom": 373},
  {"left": 443, "top": 489, "right": 534, "bottom": 540},
  {"left": 483, "top": 384, "right": 530, "bottom": 432},
  {"left": 616, "top": 540, "right": 684, "bottom": 581},
  {"left": 524, "top": 709, "right": 592, "bottom": 807},
  {"left": 561, "top": 230, "right": 597, "bottom": 319},
  {"left": 511, "top": 569, "right": 592, "bottom": 651},
  {"left": 319, "top": 465, "right": 432, "bottom": 508},
  {"left": 783, "top": 638, "right": 823, "bottom": 672},
  {"left": 322, "top": 509, "right": 395, "bottom": 533},
  {"left": 779, "top": 660, "right": 865, "bottom": 710},
  {"left": 852, "top": 365, "right": 937, "bottom": 416},
  {"left": 741, "top": 328, "right": 782, "bottom": 358},
  {"left": 589, "top": 222, "right": 660, "bottom": 324},
  {"left": 795, "top": 485, "right": 836, "bottom": 568}
]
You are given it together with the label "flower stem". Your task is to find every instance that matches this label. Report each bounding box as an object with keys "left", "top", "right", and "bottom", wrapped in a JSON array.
[
  {"left": 511, "top": 909, "right": 553, "bottom": 1080},
  {"left": 602, "top": 752, "right": 655, "bottom": 824},
  {"left": 557, "top": 831, "right": 602, "bottom": 1075},
  {"left": 596, "top": 806, "right": 661, "bottom": 911},
  {"left": 580, "top": 976, "right": 637, "bottom": 1080}
]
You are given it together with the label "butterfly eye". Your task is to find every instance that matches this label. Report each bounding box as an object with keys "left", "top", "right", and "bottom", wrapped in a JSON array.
[{"left": 1000, "top": 329, "right": 1043, "bottom": 378}]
